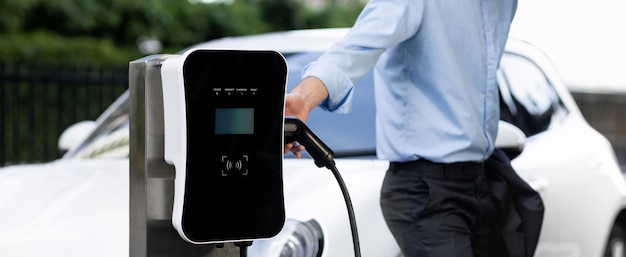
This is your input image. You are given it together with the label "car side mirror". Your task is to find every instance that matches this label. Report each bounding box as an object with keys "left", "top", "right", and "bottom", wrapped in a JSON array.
[
  {"left": 58, "top": 120, "right": 96, "bottom": 156},
  {"left": 495, "top": 120, "right": 526, "bottom": 159}
]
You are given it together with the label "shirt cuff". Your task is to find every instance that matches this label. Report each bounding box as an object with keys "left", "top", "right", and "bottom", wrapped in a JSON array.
[{"left": 302, "top": 61, "right": 354, "bottom": 113}]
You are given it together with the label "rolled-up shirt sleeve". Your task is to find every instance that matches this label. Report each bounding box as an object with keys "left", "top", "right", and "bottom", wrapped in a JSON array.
[
  {"left": 302, "top": 0, "right": 425, "bottom": 113},
  {"left": 302, "top": 61, "right": 355, "bottom": 113}
]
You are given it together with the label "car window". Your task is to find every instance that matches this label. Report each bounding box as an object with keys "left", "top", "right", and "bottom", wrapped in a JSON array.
[
  {"left": 65, "top": 51, "right": 378, "bottom": 160},
  {"left": 498, "top": 52, "right": 568, "bottom": 137},
  {"left": 285, "top": 52, "right": 377, "bottom": 158}
]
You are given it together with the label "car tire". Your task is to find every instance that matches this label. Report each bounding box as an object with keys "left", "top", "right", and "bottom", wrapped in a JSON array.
[{"left": 605, "top": 225, "right": 626, "bottom": 257}]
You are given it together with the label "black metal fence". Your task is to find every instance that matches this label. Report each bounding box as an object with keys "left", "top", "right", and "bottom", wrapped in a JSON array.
[{"left": 0, "top": 61, "right": 128, "bottom": 166}]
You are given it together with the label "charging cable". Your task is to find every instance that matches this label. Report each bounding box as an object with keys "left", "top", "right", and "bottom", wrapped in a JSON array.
[{"left": 284, "top": 117, "right": 361, "bottom": 257}]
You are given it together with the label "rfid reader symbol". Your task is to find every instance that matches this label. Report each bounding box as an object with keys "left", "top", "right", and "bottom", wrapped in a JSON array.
[
  {"left": 226, "top": 160, "right": 243, "bottom": 171},
  {"left": 221, "top": 155, "right": 249, "bottom": 176}
]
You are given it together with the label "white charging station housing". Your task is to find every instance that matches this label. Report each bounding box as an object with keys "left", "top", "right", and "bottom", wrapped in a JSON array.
[{"left": 161, "top": 49, "right": 287, "bottom": 244}]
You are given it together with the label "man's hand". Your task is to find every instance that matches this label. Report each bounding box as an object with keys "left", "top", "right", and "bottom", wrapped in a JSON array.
[
  {"left": 283, "top": 76, "right": 329, "bottom": 158},
  {"left": 284, "top": 142, "right": 305, "bottom": 158},
  {"left": 283, "top": 92, "right": 308, "bottom": 158}
]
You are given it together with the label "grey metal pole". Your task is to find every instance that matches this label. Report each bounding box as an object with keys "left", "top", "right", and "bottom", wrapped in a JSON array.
[{"left": 129, "top": 55, "right": 242, "bottom": 257}]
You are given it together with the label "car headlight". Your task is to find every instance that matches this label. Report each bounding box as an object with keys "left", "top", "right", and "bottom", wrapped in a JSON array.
[{"left": 248, "top": 218, "right": 324, "bottom": 257}]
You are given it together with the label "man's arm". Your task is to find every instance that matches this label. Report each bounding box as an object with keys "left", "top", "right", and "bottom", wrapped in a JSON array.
[{"left": 285, "top": 76, "right": 329, "bottom": 121}]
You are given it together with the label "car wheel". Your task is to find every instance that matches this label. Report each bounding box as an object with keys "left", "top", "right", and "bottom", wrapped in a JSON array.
[{"left": 605, "top": 225, "right": 626, "bottom": 257}]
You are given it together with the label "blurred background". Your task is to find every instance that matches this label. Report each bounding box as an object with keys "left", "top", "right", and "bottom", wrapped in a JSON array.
[
  {"left": 0, "top": 0, "right": 624, "bottom": 167},
  {"left": 0, "top": 0, "right": 366, "bottom": 166}
]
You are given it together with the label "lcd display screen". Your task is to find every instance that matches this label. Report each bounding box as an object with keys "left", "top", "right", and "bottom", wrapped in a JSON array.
[{"left": 215, "top": 108, "right": 254, "bottom": 134}]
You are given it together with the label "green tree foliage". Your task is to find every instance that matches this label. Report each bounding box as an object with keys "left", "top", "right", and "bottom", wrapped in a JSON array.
[{"left": 0, "top": 0, "right": 364, "bottom": 66}]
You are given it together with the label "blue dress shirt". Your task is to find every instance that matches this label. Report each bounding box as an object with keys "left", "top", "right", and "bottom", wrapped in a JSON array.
[{"left": 303, "top": 0, "right": 518, "bottom": 163}]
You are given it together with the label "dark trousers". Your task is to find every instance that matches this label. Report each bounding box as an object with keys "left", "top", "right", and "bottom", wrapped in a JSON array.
[{"left": 380, "top": 159, "right": 495, "bottom": 257}]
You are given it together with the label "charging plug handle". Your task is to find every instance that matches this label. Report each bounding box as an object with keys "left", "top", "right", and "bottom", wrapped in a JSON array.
[{"left": 284, "top": 117, "right": 335, "bottom": 169}]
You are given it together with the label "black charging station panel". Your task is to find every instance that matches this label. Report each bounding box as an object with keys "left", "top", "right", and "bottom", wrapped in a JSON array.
[{"left": 181, "top": 50, "right": 286, "bottom": 242}]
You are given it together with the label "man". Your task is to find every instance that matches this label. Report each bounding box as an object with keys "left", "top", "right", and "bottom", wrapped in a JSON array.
[{"left": 284, "top": 0, "right": 518, "bottom": 256}]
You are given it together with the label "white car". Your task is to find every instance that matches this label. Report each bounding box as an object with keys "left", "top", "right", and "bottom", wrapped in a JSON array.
[{"left": 1, "top": 28, "right": 625, "bottom": 257}]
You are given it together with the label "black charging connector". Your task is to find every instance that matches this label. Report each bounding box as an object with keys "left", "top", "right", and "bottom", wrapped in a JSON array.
[
  {"left": 284, "top": 117, "right": 362, "bottom": 257},
  {"left": 284, "top": 117, "right": 335, "bottom": 169}
]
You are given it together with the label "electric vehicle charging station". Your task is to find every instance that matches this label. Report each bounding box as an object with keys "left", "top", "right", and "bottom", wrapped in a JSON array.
[{"left": 129, "top": 49, "right": 288, "bottom": 256}]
